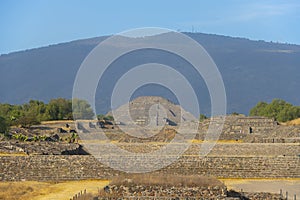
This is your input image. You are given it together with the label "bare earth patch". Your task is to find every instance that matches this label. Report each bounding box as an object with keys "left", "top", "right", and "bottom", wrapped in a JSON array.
[{"left": 220, "top": 178, "right": 300, "bottom": 199}]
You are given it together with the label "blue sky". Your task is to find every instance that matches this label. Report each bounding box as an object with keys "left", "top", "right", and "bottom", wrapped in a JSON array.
[{"left": 1, "top": 0, "right": 300, "bottom": 54}]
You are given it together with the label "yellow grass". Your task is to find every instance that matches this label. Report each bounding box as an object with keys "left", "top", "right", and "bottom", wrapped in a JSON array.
[
  {"left": 41, "top": 119, "right": 99, "bottom": 125},
  {"left": 191, "top": 139, "right": 243, "bottom": 144},
  {"left": 286, "top": 118, "right": 300, "bottom": 125},
  {"left": 0, "top": 180, "right": 109, "bottom": 200},
  {"left": 219, "top": 177, "right": 300, "bottom": 182},
  {"left": 0, "top": 153, "right": 28, "bottom": 156},
  {"left": 80, "top": 140, "right": 245, "bottom": 145},
  {"left": 41, "top": 120, "right": 74, "bottom": 125}
]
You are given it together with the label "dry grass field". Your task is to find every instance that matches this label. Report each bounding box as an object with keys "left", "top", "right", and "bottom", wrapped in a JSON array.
[
  {"left": 41, "top": 120, "right": 74, "bottom": 125},
  {"left": 191, "top": 139, "right": 243, "bottom": 144},
  {"left": 286, "top": 118, "right": 300, "bottom": 125},
  {"left": 0, "top": 153, "right": 27, "bottom": 156},
  {"left": 0, "top": 180, "right": 109, "bottom": 200}
]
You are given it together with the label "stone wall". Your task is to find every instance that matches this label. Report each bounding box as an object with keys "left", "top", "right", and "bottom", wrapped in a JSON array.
[
  {"left": 199, "top": 116, "right": 278, "bottom": 135},
  {"left": 196, "top": 115, "right": 300, "bottom": 142},
  {"left": 100, "top": 143, "right": 300, "bottom": 156},
  {"left": 159, "top": 155, "right": 300, "bottom": 178},
  {"left": 98, "top": 184, "right": 284, "bottom": 200},
  {"left": 100, "top": 185, "right": 227, "bottom": 199},
  {"left": 0, "top": 155, "right": 299, "bottom": 181},
  {"left": 187, "top": 143, "right": 300, "bottom": 156},
  {"left": 0, "top": 141, "right": 87, "bottom": 155}
]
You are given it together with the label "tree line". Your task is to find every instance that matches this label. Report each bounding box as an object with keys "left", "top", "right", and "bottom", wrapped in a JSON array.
[
  {"left": 1, "top": 97, "right": 299, "bottom": 134},
  {"left": 249, "top": 99, "right": 300, "bottom": 122},
  {"left": 0, "top": 98, "right": 94, "bottom": 132}
]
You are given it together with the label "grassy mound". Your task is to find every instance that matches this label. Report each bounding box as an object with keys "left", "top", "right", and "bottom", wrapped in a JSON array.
[{"left": 110, "top": 174, "right": 224, "bottom": 187}]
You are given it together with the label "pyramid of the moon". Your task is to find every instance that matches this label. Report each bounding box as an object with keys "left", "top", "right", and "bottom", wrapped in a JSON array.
[{"left": 108, "top": 96, "right": 196, "bottom": 126}]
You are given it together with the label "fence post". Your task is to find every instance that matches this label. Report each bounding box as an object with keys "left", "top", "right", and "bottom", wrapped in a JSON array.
[
  {"left": 280, "top": 189, "right": 283, "bottom": 197},
  {"left": 286, "top": 191, "right": 289, "bottom": 200},
  {"left": 294, "top": 194, "right": 296, "bottom": 200}
]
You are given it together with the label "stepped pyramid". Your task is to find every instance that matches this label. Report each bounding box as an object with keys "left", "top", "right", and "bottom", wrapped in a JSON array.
[{"left": 109, "top": 96, "right": 196, "bottom": 127}]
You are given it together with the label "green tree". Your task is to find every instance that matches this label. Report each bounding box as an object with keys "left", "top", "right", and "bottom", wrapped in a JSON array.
[
  {"left": 24, "top": 100, "right": 48, "bottom": 121},
  {"left": 199, "top": 114, "right": 207, "bottom": 122},
  {"left": 72, "top": 99, "right": 94, "bottom": 120},
  {"left": 249, "top": 101, "right": 268, "bottom": 116},
  {"left": 97, "top": 114, "right": 105, "bottom": 120},
  {"left": 104, "top": 115, "right": 114, "bottom": 121},
  {"left": 249, "top": 99, "right": 300, "bottom": 122},
  {"left": 277, "top": 106, "right": 300, "bottom": 122},
  {"left": 0, "top": 98, "right": 96, "bottom": 124},
  {"left": 46, "top": 98, "right": 72, "bottom": 120},
  {"left": 16, "top": 111, "right": 40, "bottom": 128},
  {"left": 0, "top": 104, "right": 12, "bottom": 118},
  {"left": 265, "top": 99, "right": 291, "bottom": 119},
  {"left": 10, "top": 100, "right": 47, "bottom": 127},
  {"left": 9, "top": 105, "right": 23, "bottom": 122},
  {"left": 0, "top": 116, "right": 8, "bottom": 133},
  {"left": 0, "top": 104, "right": 23, "bottom": 126}
]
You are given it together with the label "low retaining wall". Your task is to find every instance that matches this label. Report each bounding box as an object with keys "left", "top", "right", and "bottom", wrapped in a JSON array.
[
  {"left": 0, "top": 155, "right": 299, "bottom": 181},
  {"left": 100, "top": 185, "right": 227, "bottom": 199}
]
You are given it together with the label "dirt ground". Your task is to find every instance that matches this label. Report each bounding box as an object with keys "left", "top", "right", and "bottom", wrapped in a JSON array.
[
  {"left": 1, "top": 178, "right": 299, "bottom": 199},
  {"left": 0, "top": 180, "right": 109, "bottom": 200},
  {"left": 221, "top": 178, "right": 300, "bottom": 199}
]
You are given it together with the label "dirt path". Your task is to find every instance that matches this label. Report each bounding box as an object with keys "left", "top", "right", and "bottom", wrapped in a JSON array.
[{"left": 221, "top": 179, "right": 300, "bottom": 199}]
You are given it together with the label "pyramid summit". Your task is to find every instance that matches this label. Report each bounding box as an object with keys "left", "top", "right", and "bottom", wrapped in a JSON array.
[{"left": 109, "top": 96, "right": 197, "bottom": 127}]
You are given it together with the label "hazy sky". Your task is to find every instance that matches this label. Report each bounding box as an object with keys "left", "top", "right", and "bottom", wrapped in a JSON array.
[{"left": 1, "top": 0, "right": 299, "bottom": 54}]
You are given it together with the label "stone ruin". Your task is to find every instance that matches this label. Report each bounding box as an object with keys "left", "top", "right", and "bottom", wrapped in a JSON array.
[
  {"left": 108, "top": 96, "right": 196, "bottom": 127},
  {"left": 67, "top": 96, "right": 300, "bottom": 143},
  {"left": 96, "top": 174, "right": 285, "bottom": 200},
  {"left": 198, "top": 115, "right": 300, "bottom": 142},
  {"left": 199, "top": 115, "right": 278, "bottom": 135},
  {"left": 0, "top": 141, "right": 88, "bottom": 155},
  {"left": 100, "top": 184, "right": 227, "bottom": 200}
]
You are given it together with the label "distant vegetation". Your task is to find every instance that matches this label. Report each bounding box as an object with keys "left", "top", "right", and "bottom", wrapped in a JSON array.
[
  {"left": 0, "top": 116, "right": 8, "bottom": 133},
  {"left": 97, "top": 114, "right": 114, "bottom": 121},
  {"left": 199, "top": 114, "right": 208, "bottom": 122},
  {"left": 1, "top": 97, "right": 299, "bottom": 133},
  {"left": 0, "top": 98, "right": 94, "bottom": 133},
  {"left": 249, "top": 99, "right": 300, "bottom": 122}
]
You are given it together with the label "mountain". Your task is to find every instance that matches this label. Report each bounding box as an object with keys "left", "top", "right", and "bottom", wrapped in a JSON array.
[{"left": 0, "top": 32, "right": 300, "bottom": 116}]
